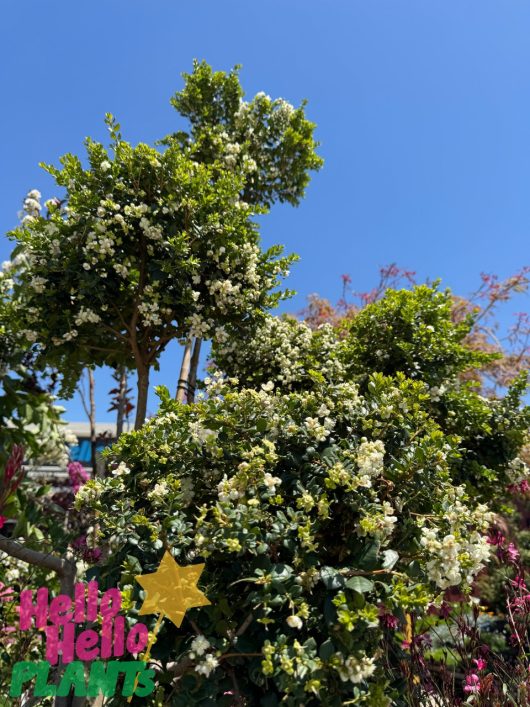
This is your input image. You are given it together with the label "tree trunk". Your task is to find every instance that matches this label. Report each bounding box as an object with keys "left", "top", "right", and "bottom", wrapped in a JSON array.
[
  {"left": 88, "top": 369, "right": 97, "bottom": 475},
  {"left": 135, "top": 363, "right": 150, "bottom": 429},
  {"left": 116, "top": 367, "right": 127, "bottom": 437},
  {"left": 176, "top": 338, "right": 193, "bottom": 402},
  {"left": 187, "top": 338, "right": 202, "bottom": 403}
]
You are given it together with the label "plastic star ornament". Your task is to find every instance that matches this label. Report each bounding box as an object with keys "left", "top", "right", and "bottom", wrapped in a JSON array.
[{"left": 135, "top": 550, "right": 211, "bottom": 628}]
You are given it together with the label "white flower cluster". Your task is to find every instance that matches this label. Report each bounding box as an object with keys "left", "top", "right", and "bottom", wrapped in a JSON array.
[
  {"left": 194, "top": 653, "right": 219, "bottom": 677},
  {"left": 358, "top": 500, "right": 398, "bottom": 544},
  {"left": 187, "top": 312, "right": 212, "bottom": 338},
  {"left": 263, "top": 472, "right": 282, "bottom": 494},
  {"left": 30, "top": 276, "right": 47, "bottom": 293},
  {"left": 420, "top": 488, "right": 494, "bottom": 589},
  {"left": 189, "top": 634, "right": 210, "bottom": 658},
  {"left": 20, "top": 189, "right": 42, "bottom": 224},
  {"left": 356, "top": 438, "right": 385, "bottom": 484},
  {"left": 74, "top": 308, "right": 101, "bottom": 326},
  {"left": 112, "top": 461, "right": 131, "bottom": 477},
  {"left": 215, "top": 315, "right": 313, "bottom": 387},
  {"left": 304, "top": 412, "right": 334, "bottom": 442},
  {"left": 19, "top": 329, "right": 38, "bottom": 343},
  {"left": 74, "top": 479, "right": 104, "bottom": 508},
  {"left": 84, "top": 229, "right": 116, "bottom": 259},
  {"left": 189, "top": 636, "right": 219, "bottom": 677},
  {"left": 217, "top": 474, "right": 241, "bottom": 504},
  {"left": 139, "top": 216, "right": 163, "bottom": 241},
  {"left": 148, "top": 481, "right": 168, "bottom": 504},
  {"left": 138, "top": 299, "right": 163, "bottom": 327},
  {"left": 334, "top": 653, "right": 377, "bottom": 684}
]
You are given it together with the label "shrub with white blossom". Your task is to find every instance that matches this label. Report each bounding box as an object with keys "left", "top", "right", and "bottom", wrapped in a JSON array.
[{"left": 77, "top": 285, "right": 530, "bottom": 705}]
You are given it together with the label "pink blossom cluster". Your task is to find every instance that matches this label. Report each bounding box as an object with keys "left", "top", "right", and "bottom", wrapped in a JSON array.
[{"left": 67, "top": 461, "right": 89, "bottom": 493}]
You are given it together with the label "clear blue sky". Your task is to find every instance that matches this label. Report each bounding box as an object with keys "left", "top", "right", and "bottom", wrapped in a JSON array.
[{"left": 1, "top": 1, "right": 529, "bottom": 422}]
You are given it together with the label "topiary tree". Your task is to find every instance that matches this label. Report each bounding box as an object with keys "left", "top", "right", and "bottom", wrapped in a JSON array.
[
  {"left": 6, "top": 61, "right": 322, "bottom": 428},
  {"left": 76, "top": 285, "right": 530, "bottom": 705},
  {"left": 6, "top": 125, "right": 295, "bottom": 429}
]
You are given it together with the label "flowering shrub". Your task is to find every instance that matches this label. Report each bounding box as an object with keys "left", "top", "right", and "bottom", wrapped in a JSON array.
[{"left": 77, "top": 285, "right": 529, "bottom": 705}]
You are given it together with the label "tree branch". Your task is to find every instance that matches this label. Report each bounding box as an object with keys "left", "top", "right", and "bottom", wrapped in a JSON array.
[{"left": 0, "top": 535, "right": 69, "bottom": 576}]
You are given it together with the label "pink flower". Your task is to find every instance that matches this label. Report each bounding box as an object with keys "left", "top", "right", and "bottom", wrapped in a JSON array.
[
  {"left": 507, "top": 543, "right": 520, "bottom": 563},
  {"left": 508, "top": 480, "right": 530, "bottom": 495},
  {"left": 463, "top": 673, "right": 481, "bottom": 694},
  {"left": 487, "top": 529, "right": 505, "bottom": 546},
  {"left": 512, "top": 574, "right": 527, "bottom": 590},
  {"left": 380, "top": 613, "right": 399, "bottom": 630},
  {"left": 67, "top": 461, "right": 89, "bottom": 493},
  {"left": 0, "top": 516, "right": 6, "bottom": 530},
  {"left": 72, "top": 534, "right": 101, "bottom": 564},
  {"left": 0, "top": 582, "right": 14, "bottom": 603},
  {"left": 473, "top": 658, "right": 487, "bottom": 671}
]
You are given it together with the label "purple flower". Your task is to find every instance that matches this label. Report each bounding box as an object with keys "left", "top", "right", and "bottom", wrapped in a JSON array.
[{"left": 72, "top": 534, "right": 101, "bottom": 564}]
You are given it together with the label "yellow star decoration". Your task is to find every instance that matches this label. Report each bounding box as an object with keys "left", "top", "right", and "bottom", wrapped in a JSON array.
[{"left": 135, "top": 551, "right": 211, "bottom": 628}]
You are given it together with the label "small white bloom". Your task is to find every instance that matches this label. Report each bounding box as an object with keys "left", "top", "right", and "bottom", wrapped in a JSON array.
[
  {"left": 286, "top": 615, "right": 303, "bottom": 629},
  {"left": 194, "top": 653, "right": 219, "bottom": 677},
  {"left": 190, "top": 635, "right": 210, "bottom": 657}
]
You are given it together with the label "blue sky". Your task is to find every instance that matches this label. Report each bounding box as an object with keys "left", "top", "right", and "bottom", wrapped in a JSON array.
[{"left": 1, "top": 1, "right": 529, "bottom": 422}]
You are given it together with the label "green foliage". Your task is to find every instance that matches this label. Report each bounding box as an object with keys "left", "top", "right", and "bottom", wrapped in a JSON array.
[
  {"left": 78, "top": 285, "right": 530, "bottom": 704},
  {"left": 166, "top": 59, "right": 324, "bottom": 208},
  {"left": 7, "top": 122, "right": 294, "bottom": 398},
  {"left": 341, "top": 284, "right": 495, "bottom": 386}
]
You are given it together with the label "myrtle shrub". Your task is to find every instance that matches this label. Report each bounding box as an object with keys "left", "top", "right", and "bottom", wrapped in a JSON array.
[{"left": 77, "top": 285, "right": 530, "bottom": 705}]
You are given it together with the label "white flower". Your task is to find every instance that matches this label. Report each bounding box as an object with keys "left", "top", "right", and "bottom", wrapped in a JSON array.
[
  {"left": 100, "top": 160, "right": 111, "bottom": 171},
  {"left": 336, "top": 654, "right": 376, "bottom": 683},
  {"left": 190, "top": 635, "right": 210, "bottom": 657},
  {"left": 75, "top": 308, "right": 101, "bottom": 326},
  {"left": 304, "top": 417, "right": 330, "bottom": 442},
  {"left": 356, "top": 439, "right": 385, "bottom": 478},
  {"left": 286, "top": 615, "right": 303, "bottom": 629},
  {"left": 30, "top": 276, "right": 47, "bottom": 293},
  {"left": 148, "top": 481, "right": 168, "bottom": 503},
  {"left": 263, "top": 472, "right": 282, "bottom": 493},
  {"left": 27, "top": 189, "right": 41, "bottom": 200},
  {"left": 194, "top": 653, "right": 219, "bottom": 677},
  {"left": 24, "top": 198, "right": 41, "bottom": 212},
  {"left": 112, "top": 462, "right": 131, "bottom": 477}
]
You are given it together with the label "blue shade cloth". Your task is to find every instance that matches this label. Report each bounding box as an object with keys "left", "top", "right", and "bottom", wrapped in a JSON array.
[{"left": 69, "top": 440, "right": 110, "bottom": 464}]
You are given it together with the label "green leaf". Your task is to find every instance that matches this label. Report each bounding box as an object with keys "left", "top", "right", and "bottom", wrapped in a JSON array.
[
  {"left": 345, "top": 576, "right": 374, "bottom": 594},
  {"left": 382, "top": 549, "right": 399, "bottom": 570}
]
